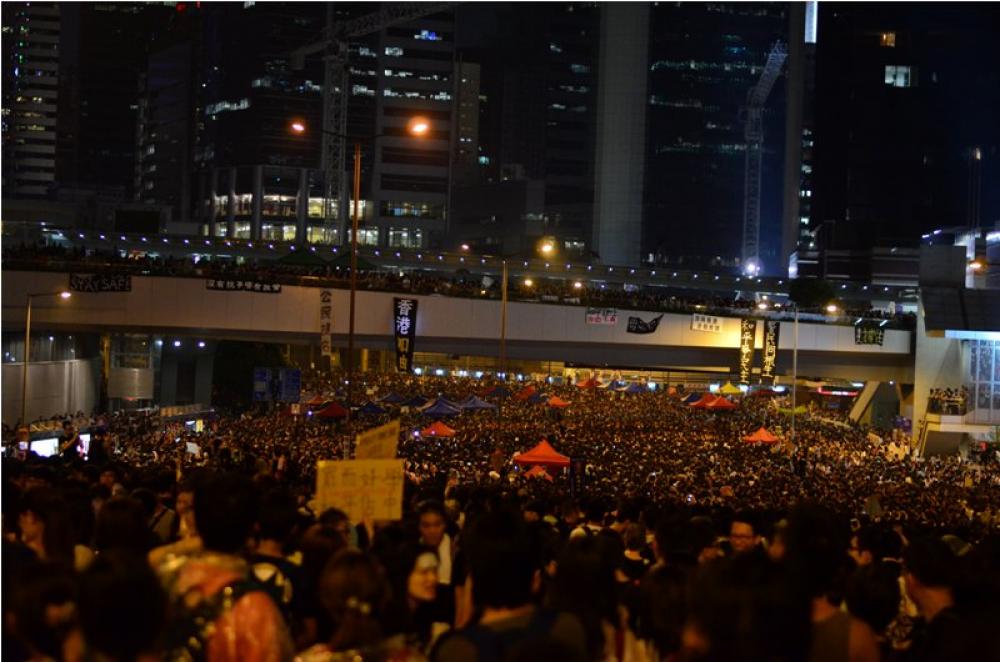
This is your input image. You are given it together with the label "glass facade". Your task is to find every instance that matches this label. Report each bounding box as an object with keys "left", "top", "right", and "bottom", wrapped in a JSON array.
[{"left": 968, "top": 339, "right": 1000, "bottom": 424}]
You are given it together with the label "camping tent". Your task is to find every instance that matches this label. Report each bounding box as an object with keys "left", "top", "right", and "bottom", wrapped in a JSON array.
[
  {"left": 513, "top": 440, "right": 570, "bottom": 468},
  {"left": 682, "top": 393, "right": 702, "bottom": 404},
  {"left": 514, "top": 385, "right": 537, "bottom": 401},
  {"left": 525, "top": 465, "right": 554, "bottom": 481},
  {"left": 379, "top": 392, "right": 406, "bottom": 404},
  {"left": 421, "top": 398, "right": 462, "bottom": 417},
  {"left": 421, "top": 421, "right": 457, "bottom": 437},
  {"left": 527, "top": 392, "right": 549, "bottom": 404},
  {"left": 315, "top": 402, "right": 349, "bottom": 419},
  {"left": 485, "top": 385, "right": 512, "bottom": 399},
  {"left": 705, "top": 396, "right": 738, "bottom": 410},
  {"left": 403, "top": 395, "right": 428, "bottom": 408},
  {"left": 719, "top": 382, "right": 742, "bottom": 396},
  {"left": 689, "top": 394, "right": 718, "bottom": 408},
  {"left": 744, "top": 427, "right": 779, "bottom": 443},
  {"left": 358, "top": 401, "right": 386, "bottom": 415},
  {"left": 547, "top": 396, "right": 571, "bottom": 408},
  {"left": 459, "top": 395, "right": 498, "bottom": 411},
  {"left": 622, "top": 382, "right": 646, "bottom": 394}
]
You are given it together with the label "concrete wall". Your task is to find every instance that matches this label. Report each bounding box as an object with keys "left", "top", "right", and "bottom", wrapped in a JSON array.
[
  {"left": 912, "top": 299, "right": 965, "bottom": 442},
  {"left": 2, "top": 270, "right": 914, "bottom": 381},
  {"left": 2, "top": 358, "right": 101, "bottom": 426}
]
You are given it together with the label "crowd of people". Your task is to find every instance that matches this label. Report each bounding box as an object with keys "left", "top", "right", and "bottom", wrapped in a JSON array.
[
  {"left": 4, "top": 241, "right": 915, "bottom": 327},
  {"left": 4, "top": 371, "right": 998, "bottom": 662},
  {"left": 926, "top": 388, "right": 969, "bottom": 416}
]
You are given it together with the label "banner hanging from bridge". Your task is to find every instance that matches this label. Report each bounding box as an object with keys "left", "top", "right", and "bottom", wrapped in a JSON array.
[
  {"left": 70, "top": 273, "right": 131, "bottom": 292},
  {"left": 206, "top": 278, "right": 281, "bottom": 293},
  {"left": 393, "top": 298, "right": 417, "bottom": 373},
  {"left": 319, "top": 289, "right": 333, "bottom": 357},
  {"left": 586, "top": 308, "right": 618, "bottom": 325},
  {"left": 738, "top": 319, "right": 757, "bottom": 384},
  {"left": 854, "top": 323, "right": 885, "bottom": 346},
  {"left": 627, "top": 314, "right": 663, "bottom": 334},
  {"left": 760, "top": 320, "right": 780, "bottom": 384},
  {"left": 691, "top": 313, "right": 722, "bottom": 333}
]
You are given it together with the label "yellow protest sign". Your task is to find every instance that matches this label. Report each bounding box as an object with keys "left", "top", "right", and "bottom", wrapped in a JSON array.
[
  {"left": 354, "top": 419, "right": 400, "bottom": 460},
  {"left": 316, "top": 459, "right": 404, "bottom": 523}
]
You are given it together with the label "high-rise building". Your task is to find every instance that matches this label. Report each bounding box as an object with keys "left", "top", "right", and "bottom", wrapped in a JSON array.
[
  {"left": 2, "top": 2, "right": 61, "bottom": 198},
  {"left": 641, "top": 3, "right": 788, "bottom": 273},
  {"left": 809, "top": 3, "right": 1000, "bottom": 255}
]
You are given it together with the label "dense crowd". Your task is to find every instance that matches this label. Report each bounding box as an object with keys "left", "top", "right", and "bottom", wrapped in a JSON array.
[
  {"left": 926, "top": 387, "right": 969, "bottom": 416},
  {"left": 4, "top": 241, "right": 914, "bottom": 327},
  {"left": 4, "top": 373, "right": 998, "bottom": 662}
]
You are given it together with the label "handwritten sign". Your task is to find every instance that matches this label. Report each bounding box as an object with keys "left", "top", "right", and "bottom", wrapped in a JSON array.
[
  {"left": 316, "top": 459, "right": 404, "bottom": 523},
  {"left": 355, "top": 419, "right": 400, "bottom": 460},
  {"left": 586, "top": 308, "right": 618, "bottom": 325}
]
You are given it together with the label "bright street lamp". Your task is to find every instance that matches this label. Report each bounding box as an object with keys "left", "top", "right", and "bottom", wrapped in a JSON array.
[
  {"left": 21, "top": 291, "right": 72, "bottom": 427},
  {"left": 825, "top": 303, "right": 839, "bottom": 314},
  {"left": 523, "top": 278, "right": 534, "bottom": 287}
]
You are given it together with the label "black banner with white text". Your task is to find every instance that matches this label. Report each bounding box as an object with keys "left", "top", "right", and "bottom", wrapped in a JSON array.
[
  {"left": 393, "top": 298, "right": 417, "bottom": 373},
  {"left": 760, "top": 320, "right": 780, "bottom": 384},
  {"left": 738, "top": 319, "right": 757, "bottom": 384}
]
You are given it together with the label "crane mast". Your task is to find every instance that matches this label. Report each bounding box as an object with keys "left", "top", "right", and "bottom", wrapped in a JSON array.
[{"left": 741, "top": 41, "right": 787, "bottom": 275}]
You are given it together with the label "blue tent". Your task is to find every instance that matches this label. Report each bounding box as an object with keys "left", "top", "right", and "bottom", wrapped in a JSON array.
[
  {"left": 682, "top": 392, "right": 701, "bottom": 404},
  {"left": 422, "top": 398, "right": 462, "bottom": 416},
  {"left": 403, "top": 395, "right": 428, "bottom": 408},
  {"left": 379, "top": 392, "right": 406, "bottom": 404},
  {"left": 527, "top": 392, "right": 549, "bottom": 404},
  {"left": 359, "top": 401, "right": 387, "bottom": 415},
  {"left": 624, "top": 382, "right": 646, "bottom": 394},
  {"left": 485, "top": 385, "right": 512, "bottom": 398},
  {"left": 459, "top": 395, "right": 498, "bottom": 411}
]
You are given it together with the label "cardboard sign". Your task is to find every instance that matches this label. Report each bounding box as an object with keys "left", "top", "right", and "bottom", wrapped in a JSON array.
[
  {"left": 316, "top": 459, "right": 404, "bottom": 523},
  {"left": 355, "top": 419, "right": 401, "bottom": 460}
]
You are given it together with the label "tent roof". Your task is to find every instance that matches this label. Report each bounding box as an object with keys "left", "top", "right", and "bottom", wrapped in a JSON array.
[
  {"left": 358, "top": 401, "right": 386, "bottom": 415},
  {"left": 744, "top": 426, "right": 779, "bottom": 443},
  {"left": 525, "top": 465, "right": 554, "bottom": 481},
  {"left": 421, "top": 398, "right": 462, "bottom": 416},
  {"left": 514, "top": 385, "right": 537, "bottom": 401},
  {"left": 421, "top": 421, "right": 456, "bottom": 437},
  {"left": 705, "top": 396, "right": 738, "bottom": 410},
  {"left": 379, "top": 392, "right": 406, "bottom": 404},
  {"left": 547, "top": 396, "right": 571, "bottom": 408},
  {"left": 459, "top": 395, "right": 498, "bottom": 410},
  {"left": 577, "top": 377, "right": 601, "bottom": 389},
  {"left": 689, "top": 394, "right": 718, "bottom": 408},
  {"left": 719, "top": 382, "right": 742, "bottom": 395},
  {"left": 513, "top": 439, "right": 570, "bottom": 467},
  {"left": 304, "top": 394, "right": 327, "bottom": 406},
  {"left": 315, "top": 401, "right": 348, "bottom": 419},
  {"left": 485, "top": 385, "right": 512, "bottom": 398},
  {"left": 682, "top": 392, "right": 702, "bottom": 404},
  {"left": 403, "top": 395, "right": 428, "bottom": 408}
]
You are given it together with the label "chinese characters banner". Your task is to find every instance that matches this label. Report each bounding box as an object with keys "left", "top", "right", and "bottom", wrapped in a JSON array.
[
  {"left": 738, "top": 319, "right": 757, "bottom": 384},
  {"left": 760, "top": 320, "right": 780, "bottom": 384},
  {"left": 393, "top": 297, "right": 417, "bottom": 373},
  {"left": 319, "top": 289, "right": 333, "bottom": 357},
  {"left": 854, "top": 324, "right": 885, "bottom": 346}
]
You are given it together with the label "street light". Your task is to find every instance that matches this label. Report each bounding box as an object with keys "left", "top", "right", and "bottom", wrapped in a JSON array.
[
  {"left": 21, "top": 291, "right": 72, "bottom": 427},
  {"left": 825, "top": 303, "right": 839, "bottom": 314},
  {"left": 289, "top": 117, "right": 427, "bottom": 417}
]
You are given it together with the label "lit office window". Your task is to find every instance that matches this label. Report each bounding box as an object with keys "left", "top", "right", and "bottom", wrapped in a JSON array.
[
  {"left": 880, "top": 32, "right": 896, "bottom": 47},
  {"left": 388, "top": 227, "right": 423, "bottom": 248},
  {"left": 884, "top": 65, "right": 913, "bottom": 88}
]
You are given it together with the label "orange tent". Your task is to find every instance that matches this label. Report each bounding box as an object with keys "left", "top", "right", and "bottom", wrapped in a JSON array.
[
  {"left": 689, "top": 394, "right": 718, "bottom": 409},
  {"left": 513, "top": 439, "right": 571, "bottom": 468},
  {"left": 705, "top": 396, "right": 738, "bottom": 410},
  {"left": 525, "top": 465, "right": 554, "bottom": 481},
  {"left": 547, "top": 396, "right": 571, "bottom": 408},
  {"left": 315, "top": 401, "right": 348, "bottom": 419},
  {"left": 744, "top": 427, "right": 779, "bottom": 444},
  {"left": 514, "top": 385, "right": 537, "bottom": 401},
  {"left": 421, "top": 421, "right": 457, "bottom": 437}
]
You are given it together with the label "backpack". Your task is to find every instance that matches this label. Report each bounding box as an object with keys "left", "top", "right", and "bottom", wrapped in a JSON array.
[
  {"left": 162, "top": 579, "right": 263, "bottom": 662},
  {"left": 433, "top": 608, "right": 559, "bottom": 662}
]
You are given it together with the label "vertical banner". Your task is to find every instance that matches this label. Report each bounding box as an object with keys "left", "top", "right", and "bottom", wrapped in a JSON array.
[
  {"left": 760, "top": 320, "right": 780, "bottom": 384},
  {"left": 319, "top": 289, "right": 333, "bottom": 356},
  {"left": 393, "top": 297, "right": 417, "bottom": 373},
  {"left": 738, "top": 319, "right": 757, "bottom": 384}
]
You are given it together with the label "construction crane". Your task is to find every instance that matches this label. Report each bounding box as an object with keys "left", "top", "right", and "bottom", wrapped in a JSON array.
[
  {"left": 292, "top": 3, "right": 452, "bottom": 243},
  {"left": 740, "top": 41, "right": 787, "bottom": 276}
]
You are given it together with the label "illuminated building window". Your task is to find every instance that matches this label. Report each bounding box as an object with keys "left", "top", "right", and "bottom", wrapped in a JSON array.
[
  {"left": 388, "top": 227, "right": 423, "bottom": 248},
  {"left": 414, "top": 29, "right": 441, "bottom": 41},
  {"left": 385, "top": 46, "right": 404, "bottom": 57},
  {"left": 307, "top": 225, "right": 339, "bottom": 244},
  {"left": 380, "top": 200, "right": 443, "bottom": 219},
  {"left": 884, "top": 65, "right": 913, "bottom": 88},
  {"left": 347, "top": 228, "right": 379, "bottom": 246},
  {"left": 880, "top": 32, "right": 896, "bottom": 47}
]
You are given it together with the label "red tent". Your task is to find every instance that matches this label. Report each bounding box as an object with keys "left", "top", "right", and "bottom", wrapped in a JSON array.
[
  {"left": 315, "top": 401, "right": 349, "bottom": 419},
  {"left": 689, "top": 394, "right": 718, "bottom": 409},
  {"left": 421, "top": 421, "right": 457, "bottom": 438},
  {"left": 514, "top": 385, "right": 537, "bottom": 401},
  {"left": 513, "top": 439, "right": 571, "bottom": 468},
  {"left": 547, "top": 396, "right": 571, "bottom": 408},
  {"left": 705, "top": 396, "right": 738, "bottom": 410},
  {"left": 744, "top": 427, "right": 779, "bottom": 444},
  {"left": 525, "top": 465, "right": 554, "bottom": 482},
  {"left": 577, "top": 377, "right": 601, "bottom": 389}
]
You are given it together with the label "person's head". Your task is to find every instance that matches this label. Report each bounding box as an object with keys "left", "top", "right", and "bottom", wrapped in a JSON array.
[
  {"left": 903, "top": 536, "right": 956, "bottom": 615},
  {"left": 174, "top": 481, "right": 195, "bottom": 517},
  {"left": 783, "top": 504, "right": 852, "bottom": 602},
  {"left": 193, "top": 472, "right": 257, "bottom": 554},
  {"left": 256, "top": 488, "right": 297, "bottom": 546},
  {"left": 77, "top": 551, "right": 166, "bottom": 661},
  {"left": 728, "top": 512, "right": 758, "bottom": 555},
  {"left": 552, "top": 534, "right": 622, "bottom": 659},
  {"left": 10, "top": 563, "right": 78, "bottom": 660},
  {"left": 62, "top": 420, "right": 75, "bottom": 436},
  {"left": 94, "top": 497, "right": 154, "bottom": 557},
  {"left": 318, "top": 508, "right": 354, "bottom": 544},
  {"left": 130, "top": 487, "right": 158, "bottom": 519},
  {"left": 846, "top": 562, "right": 901, "bottom": 636},
  {"left": 319, "top": 549, "right": 390, "bottom": 651},
  {"left": 99, "top": 468, "right": 118, "bottom": 490},
  {"left": 464, "top": 507, "right": 540, "bottom": 610},
  {"left": 417, "top": 499, "right": 447, "bottom": 548},
  {"left": 18, "top": 489, "right": 75, "bottom": 566},
  {"left": 407, "top": 546, "right": 439, "bottom": 605}
]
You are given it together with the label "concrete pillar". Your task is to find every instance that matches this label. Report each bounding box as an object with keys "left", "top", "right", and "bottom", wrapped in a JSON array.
[
  {"left": 912, "top": 299, "right": 965, "bottom": 446},
  {"left": 252, "top": 165, "right": 263, "bottom": 241}
]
